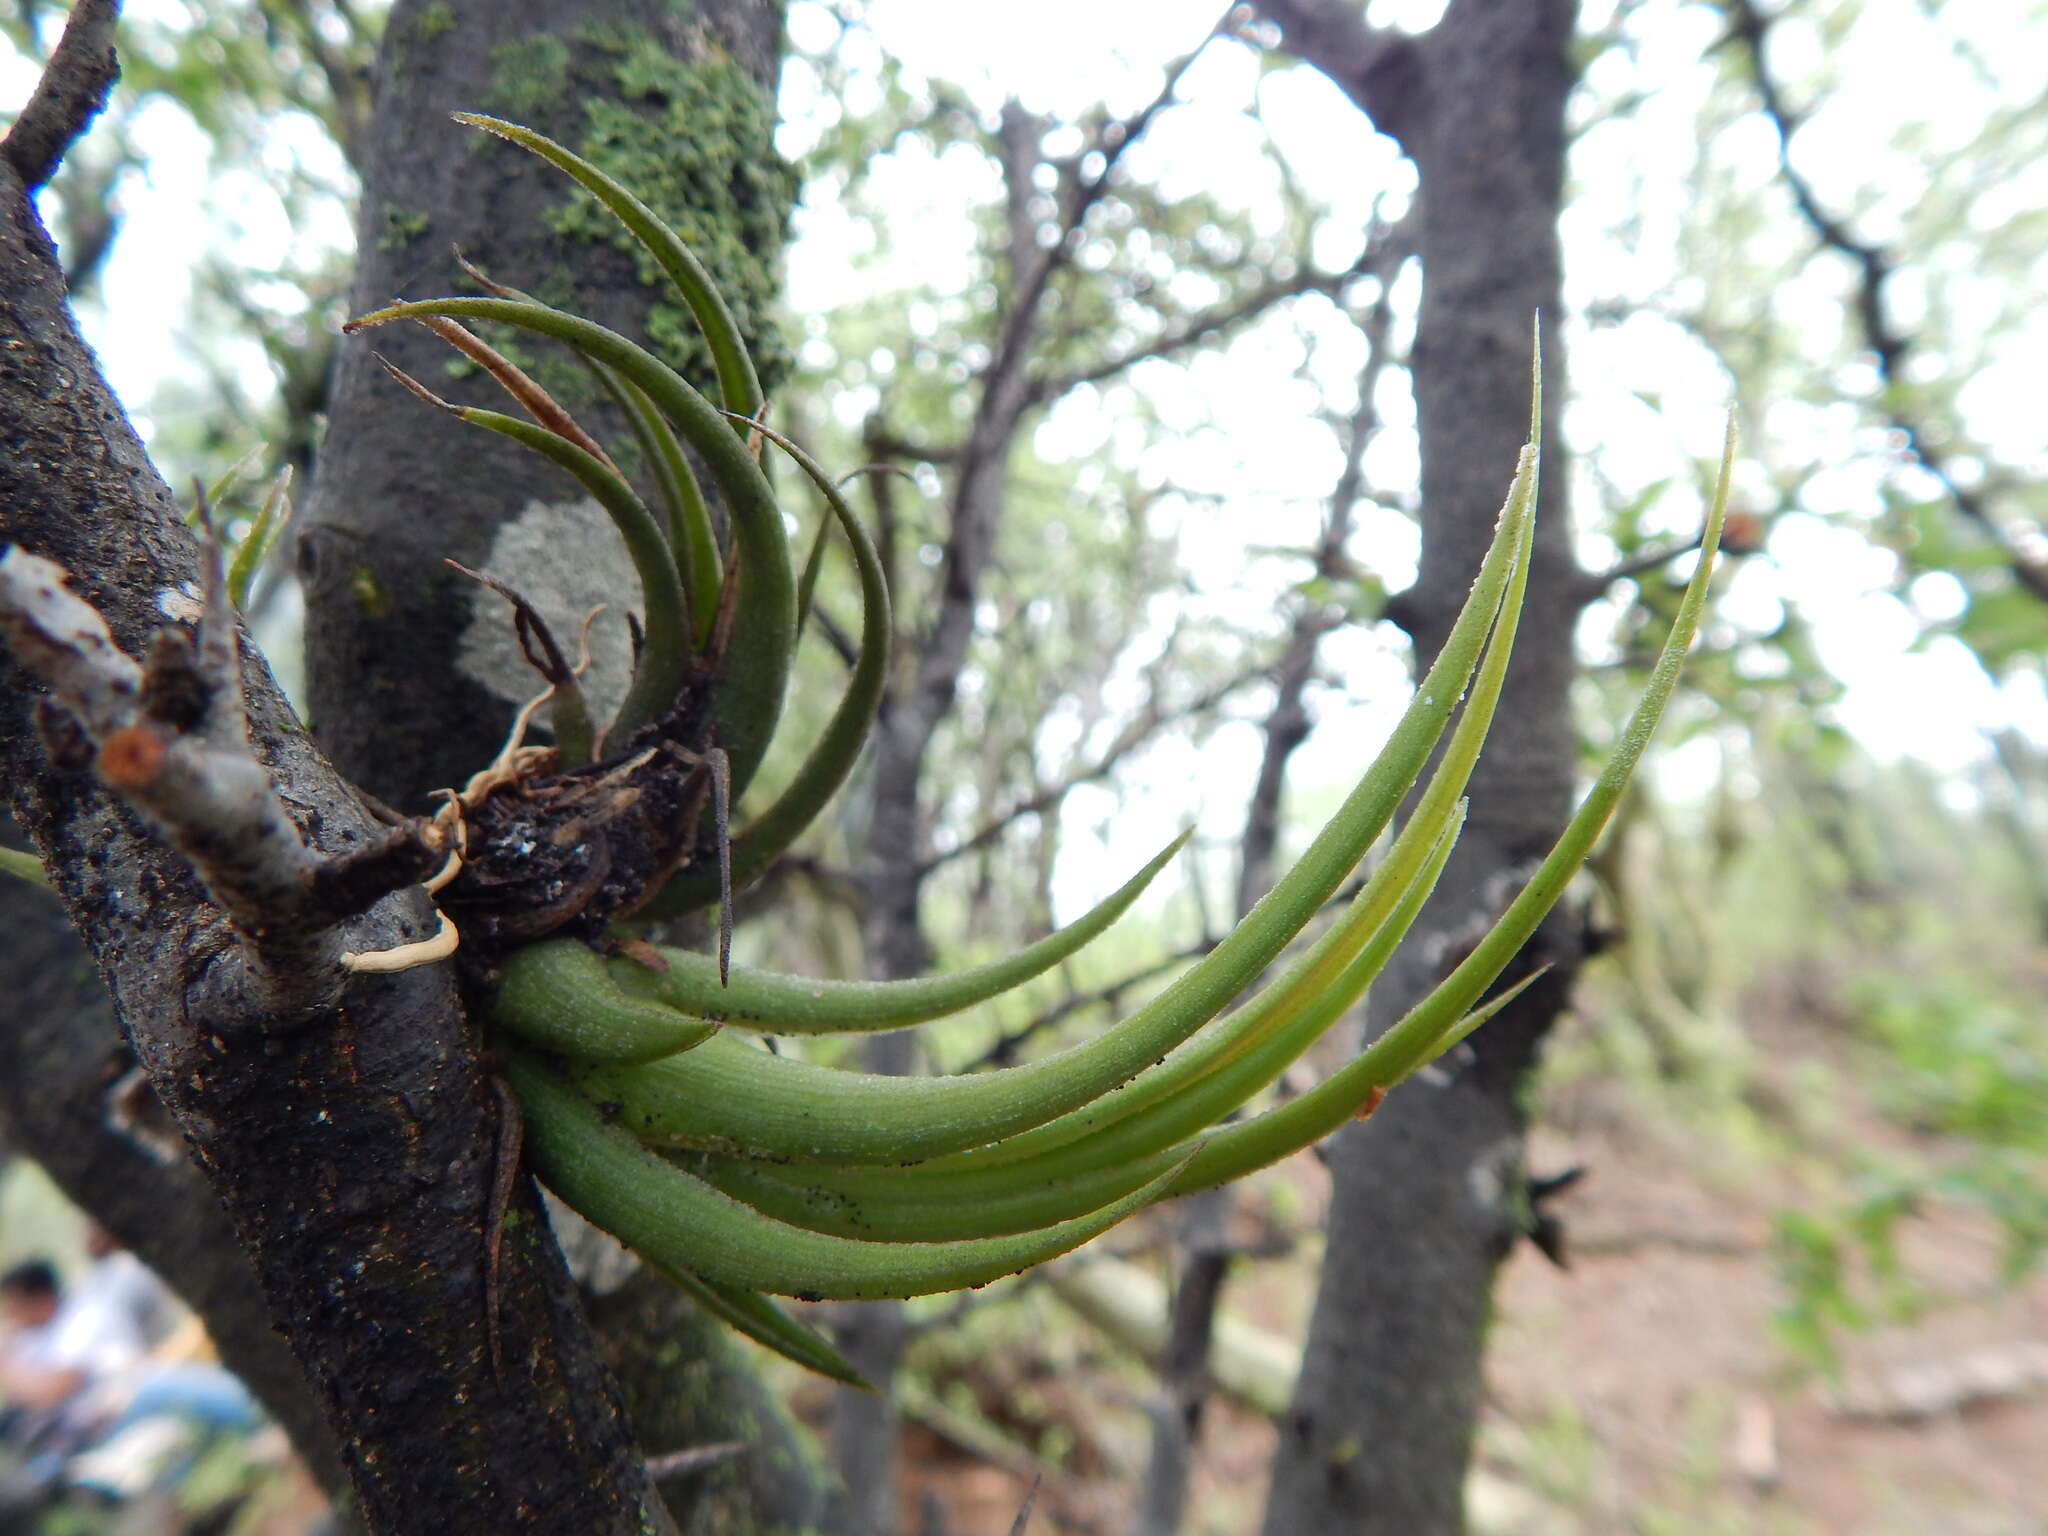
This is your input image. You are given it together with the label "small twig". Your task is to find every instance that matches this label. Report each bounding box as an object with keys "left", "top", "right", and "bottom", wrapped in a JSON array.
[
  {"left": 1726, "top": 0, "right": 2048, "bottom": 603},
  {"left": 643, "top": 1441, "right": 748, "bottom": 1480},
  {"left": 1573, "top": 529, "right": 1709, "bottom": 605},
  {"left": 1, "top": 0, "right": 118, "bottom": 193},
  {"left": 0, "top": 546, "right": 435, "bottom": 1011},
  {"left": 1023, "top": 228, "right": 1402, "bottom": 409},
  {"left": 1004, "top": 1475, "right": 1042, "bottom": 1536},
  {"left": 916, "top": 658, "right": 1270, "bottom": 879},
  {"left": 309, "top": 821, "right": 443, "bottom": 922},
  {"left": 957, "top": 940, "right": 1214, "bottom": 1073}
]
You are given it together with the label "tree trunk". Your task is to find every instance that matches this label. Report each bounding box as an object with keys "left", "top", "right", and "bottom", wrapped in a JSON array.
[
  {"left": 0, "top": 876, "right": 350, "bottom": 1497},
  {"left": 1254, "top": 2, "right": 1581, "bottom": 1531},
  {"left": 0, "top": 140, "right": 674, "bottom": 1534},
  {"left": 304, "top": 0, "right": 791, "bottom": 805},
  {"left": 1, "top": 0, "right": 834, "bottom": 1530},
  {"left": 300, "top": 2, "right": 839, "bottom": 1529}
]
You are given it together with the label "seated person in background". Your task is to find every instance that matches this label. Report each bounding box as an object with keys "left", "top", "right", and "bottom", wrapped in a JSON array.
[
  {"left": 71, "top": 1227, "right": 176, "bottom": 1355},
  {"left": 0, "top": 1256, "right": 145, "bottom": 1503},
  {"left": 1, "top": 1244, "right": 262, "bottom": 1507}
]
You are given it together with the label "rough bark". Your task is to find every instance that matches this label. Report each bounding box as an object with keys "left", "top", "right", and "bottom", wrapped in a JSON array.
[
  {"left": 0, "top": 134, "right": 675, "bottom": 1536},
  {"left": 0, "top": 1, "right": 833, "bottom": 1530},
  {"left": 303, "top": 0, "right": 792, "bottom": 807},
  {"left": 1254, "top": 2, "right": 1581, "bottom": 1531},
  {"left": 0, "top": 875, "right": 348, "bottom": 1496},
  {"left": 300, "top": 2, "right": 839, "bottom": 1530}
]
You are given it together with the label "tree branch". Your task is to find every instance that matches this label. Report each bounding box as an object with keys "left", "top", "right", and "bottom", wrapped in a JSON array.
[
  {"left": 1572, "top": 529, "right": 1708, "bottom": 606},
  {"left": 0, "top": 546, "right": 438, "bottom": 1015},
  {"left": 1, "top": 0, "right": 118, "bottom": 192},
  {"left": 917, "top": 655, "right": 1273, "bottom": 880},
  {"left": 1022, "top": 234, "right": 1395, "bottom": 409},
  {"left": 1725, "top": 0, "right": 2048, "bottom": 603},
  {"left": 0, "top": 79, "right": 679, "bottom": 1527},
  {"left": 1248, "top": 0, "right": 1424, "bottom": 148}
]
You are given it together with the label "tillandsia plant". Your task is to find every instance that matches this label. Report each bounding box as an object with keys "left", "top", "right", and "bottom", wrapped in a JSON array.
[{"left": 341, "top": 116, "right": 1730, "bottom": 1386}]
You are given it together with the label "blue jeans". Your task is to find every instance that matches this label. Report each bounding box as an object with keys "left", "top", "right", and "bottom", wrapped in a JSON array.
[{"left": 109, "top": 1366, "right": 261, "bottom": 1436}]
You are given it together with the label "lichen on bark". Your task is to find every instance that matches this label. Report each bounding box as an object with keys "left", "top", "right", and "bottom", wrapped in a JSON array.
[{"left": 512, "top": 21, "right": 796, "bottom": 398}]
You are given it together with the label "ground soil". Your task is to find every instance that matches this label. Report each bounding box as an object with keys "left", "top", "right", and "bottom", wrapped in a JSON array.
[{"left": 895, "top": 1001, "right": 2048, "bottom": 1535}]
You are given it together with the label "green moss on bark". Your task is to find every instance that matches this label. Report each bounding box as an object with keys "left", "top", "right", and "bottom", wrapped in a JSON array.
[
  {"left": 548, "top": 23, "right": 796, "bottom": 398},
  {"left": 486, "top": 34, "right": 573, "bottom": 120},
  {"left": 416, "top": 2, "right": 456, "bottom": 42},
  {"left": 377, "top": 207, "right": 430, "bottom": 250},
  {"left": 385, "top": 1, "right": 460, "bottom": 74}
]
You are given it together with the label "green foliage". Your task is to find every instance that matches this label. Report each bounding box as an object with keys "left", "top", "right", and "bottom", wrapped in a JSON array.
[
  {"left": 1860, "top": 973, "right": 2048, "bottom": 1158},
  {"left": 1771, "top": 969, "right": 2048, "bottom": 1350}
]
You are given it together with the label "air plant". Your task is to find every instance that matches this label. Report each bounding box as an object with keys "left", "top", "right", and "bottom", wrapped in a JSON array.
[{"left": 341, "top": 115, "right": 1730, "bottom": 1386}]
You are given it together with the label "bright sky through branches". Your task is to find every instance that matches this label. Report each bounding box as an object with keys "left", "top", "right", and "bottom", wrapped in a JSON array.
[
  {"left": 785, "top": 0, "right": 2048, "bottom": 829},
  {"left": 10, "top": 0, "right": 2047, "bottom": 831}
]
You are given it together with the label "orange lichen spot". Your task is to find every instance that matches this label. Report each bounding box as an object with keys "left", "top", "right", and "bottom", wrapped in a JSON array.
[{"left": 97, "top": 723, "right": 168, "bottom": 789}]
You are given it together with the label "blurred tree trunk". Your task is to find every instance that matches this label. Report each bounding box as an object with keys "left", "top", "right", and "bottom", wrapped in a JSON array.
[
  {"left": 0, "top": 870, "right": 351, "bottom": 1498},
  {"left": 1253, "top": 2, "right": 1581, "bottom": 1531}
]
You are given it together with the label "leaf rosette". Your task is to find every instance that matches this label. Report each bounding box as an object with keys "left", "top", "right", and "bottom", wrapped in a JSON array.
[{"left": 345, "top": 114, "right": 1732, "bottom": 1385}]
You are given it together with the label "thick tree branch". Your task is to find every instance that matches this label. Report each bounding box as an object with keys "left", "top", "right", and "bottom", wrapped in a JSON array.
[
  {"left": 0, "top": 87, "right": 676, "bottom": 1534},
  {"left": 1725, "top": 0, "right": 2048, "bottom": 603},
  {"left": 1249, "top": 0, "right": 1425, "bottom": 147},
  {"left": 0, "top": 0, "right": 117, "bottom": 193}
]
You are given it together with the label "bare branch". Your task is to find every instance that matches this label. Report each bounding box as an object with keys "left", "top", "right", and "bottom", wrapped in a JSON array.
[
  {"left": 0, "top": 548, "right": 142, "bottom": 736},
  {"left": 0, "top": 546, "right": 435, "bottom": 1012},
  {"left": 1, "top": 0, "right": 118, "bottom": 192},
  {"left": 861, "top": 426, "right": 959, "bottom": 464},
  {"left": 1024, "top": 244, "right": 1386, "bottom": 409},
  {"left": 1726, "top": 0, "right": 2048, "bottom": 604},
  {"left": 917, "top": 656, "right": 1271, "bottom": 880},
  {"left": 1573, "top": 529, "right": 1708, "bottom": 606},
  {"left": 956, "top": 938, "right": 1214, "bottom": 1074}
]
